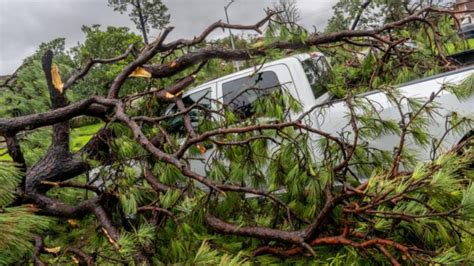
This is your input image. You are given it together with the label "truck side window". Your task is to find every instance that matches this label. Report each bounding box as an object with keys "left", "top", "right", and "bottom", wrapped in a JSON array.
[
  {"left": 302, "top": 56, "right": 331, "bottom": 99},
  {"left": 166, "top": 89, "right": 211, "bottom": 136},
  {"left": 222, "top": 71, "right": 280, "bottom": 119}
]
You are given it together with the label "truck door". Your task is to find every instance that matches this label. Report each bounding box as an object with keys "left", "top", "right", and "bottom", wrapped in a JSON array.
[{"left": 164, "top": 85, "right": 217, "bottom": 176}]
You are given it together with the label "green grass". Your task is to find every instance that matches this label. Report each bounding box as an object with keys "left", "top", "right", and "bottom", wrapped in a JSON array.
[
  {"left": 70, "top": 123, "right": 104, "bottom": 152},
  {"left": 0, "top": 136, "right": 12, "bottom": 161},
  {"left": 0, "top": 150, "right": 12, "bottom": 161},
  {"left": 0, "top": 123, "right": 104, "bottom": 162}
]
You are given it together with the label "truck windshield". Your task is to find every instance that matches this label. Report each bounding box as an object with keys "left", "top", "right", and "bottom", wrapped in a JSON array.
[
  {"left": 164, "top": 89, "right": 211, "bottom": 136},
  {"left": 301, "top": 56, "right": 331, "bottom": 99}
]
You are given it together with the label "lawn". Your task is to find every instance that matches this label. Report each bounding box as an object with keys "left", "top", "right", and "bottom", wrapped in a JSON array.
[
  {"left": 0, "top": 123, "right": 104, "bottom": 162},
  {"left": 70, "top": 122, "right": 104, "bottom": 152}
]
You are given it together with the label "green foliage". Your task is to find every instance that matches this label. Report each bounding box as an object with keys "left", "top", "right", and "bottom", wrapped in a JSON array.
[
  {"left": 193, "top": 240, "right": 248, "bottom": 265},
  {"left": 462, "top": 183, "right": 474, "bottom": 219},
  {"left": 325, "top": 0, "right": 443, "bottom": 32},
  {"left": 0, "top": 162, "right": 22, "bottom": 206},
  {"left": 448, "top": 74, "right": 474, "bottom": 100},
  {"left": 70, "top": 25, "right": 143, "bottom": 98},
  {"left": 0, "top": 206, "right": 52, "bottom": 265},
  {"left": 19, "top": 128, "right": 52, "bottom": 167},
  {"left": 0, "top": 38, "right": 73, "bottom": 118},
  {"left": 0, "top": 162, "right": 53, "bottom": 264}
]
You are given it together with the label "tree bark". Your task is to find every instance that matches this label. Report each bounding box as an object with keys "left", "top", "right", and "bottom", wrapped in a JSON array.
[{"left": 135, "top": 0, "right": 149, "bottom": 45}]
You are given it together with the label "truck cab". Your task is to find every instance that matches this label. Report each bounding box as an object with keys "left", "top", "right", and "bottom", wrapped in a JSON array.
[
  {"left": 165, "top": 52, "right": 332, "bottom": 134},
  {"left": 164, "top": 52, "right": 332, "bottom": 175},
  {"left": 164, "top": 52, "right": 474, "bottom": 176}
]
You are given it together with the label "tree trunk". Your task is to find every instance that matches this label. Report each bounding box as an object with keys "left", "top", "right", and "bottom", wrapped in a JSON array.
[{"left": 135, "top": 0, "right": 149, "bottom": 45}]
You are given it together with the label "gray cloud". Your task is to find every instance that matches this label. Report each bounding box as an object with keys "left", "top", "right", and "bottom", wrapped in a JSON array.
[{"left": 0, "top": 0, "right": 337, "bottom": 74}]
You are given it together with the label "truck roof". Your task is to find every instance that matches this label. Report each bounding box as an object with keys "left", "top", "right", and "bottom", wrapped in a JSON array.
[
  {"left": 186, "top": 53, "right": 315, "bottom": 94},
  {"left": 357, "top": 64, "right": 474, "bottom": 99}
]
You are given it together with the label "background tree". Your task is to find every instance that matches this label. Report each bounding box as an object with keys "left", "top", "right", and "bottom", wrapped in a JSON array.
[
  {"left": 325, "top": 0, "right": 446, "bottom": 32},
  {"left": 272, "top": 0, "right": 301, "bottom": 26},
  {"left": 70, "top": 25, "right": 144, "bottom": 99},
  {"left": 108, "top": 0, "right": 170, "bottom": 44}
]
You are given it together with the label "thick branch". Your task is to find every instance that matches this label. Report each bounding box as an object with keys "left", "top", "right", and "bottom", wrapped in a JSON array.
[
  {"left": 204, "top": 214, "right": 304, "bottom": 244},
  {"left": 25, "top": 126, "right": 114, "bottom": 193},
  {"left": 4, "top": 133, "right": 26, "bottom": 170},
  {"left": 32, "top": 235, "right": 46, "bottom": 266},
  {"left": 143, "top": 169, "right": 174, "bottom": 193},
  {"left": 107, "top": 27, "right": 174, "bottom": 98},
  {"left": 350, "top": 0, "right": 373, "bottom": 30},
  {"left": 161, "top": 11, "right": 277, "bottom": 50},
  {"left": 145, "top": 7, "right": 455, "bottom": 79},
  {"left": 253, "top": 232, "right": 411, "bottom": 263},
  {"left": 42, "top": 50, "right": 70, "bottom": 151},
  {"left": 63, "top": 44, "right": 135, "bottom": 90},
  {"left": 0, "top": 96, "right": 114, "bottom": 135}
]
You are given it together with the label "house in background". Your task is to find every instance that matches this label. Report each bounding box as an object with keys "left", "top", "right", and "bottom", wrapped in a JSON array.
[
  {"left": 454, "top": 0, "right": 474, "bottom": 24},
  {"left": 454, "top": 0, "right": 474, "bottom": 39}
]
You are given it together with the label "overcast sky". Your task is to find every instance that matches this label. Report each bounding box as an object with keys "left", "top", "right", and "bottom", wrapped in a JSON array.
[{"left": 0, "top": 0, "right": 337, "bottom": 75}]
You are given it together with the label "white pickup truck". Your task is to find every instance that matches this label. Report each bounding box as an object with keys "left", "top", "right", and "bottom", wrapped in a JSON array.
[{"left": 164, "top": 53, "right": 474, "bottom": 175}]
